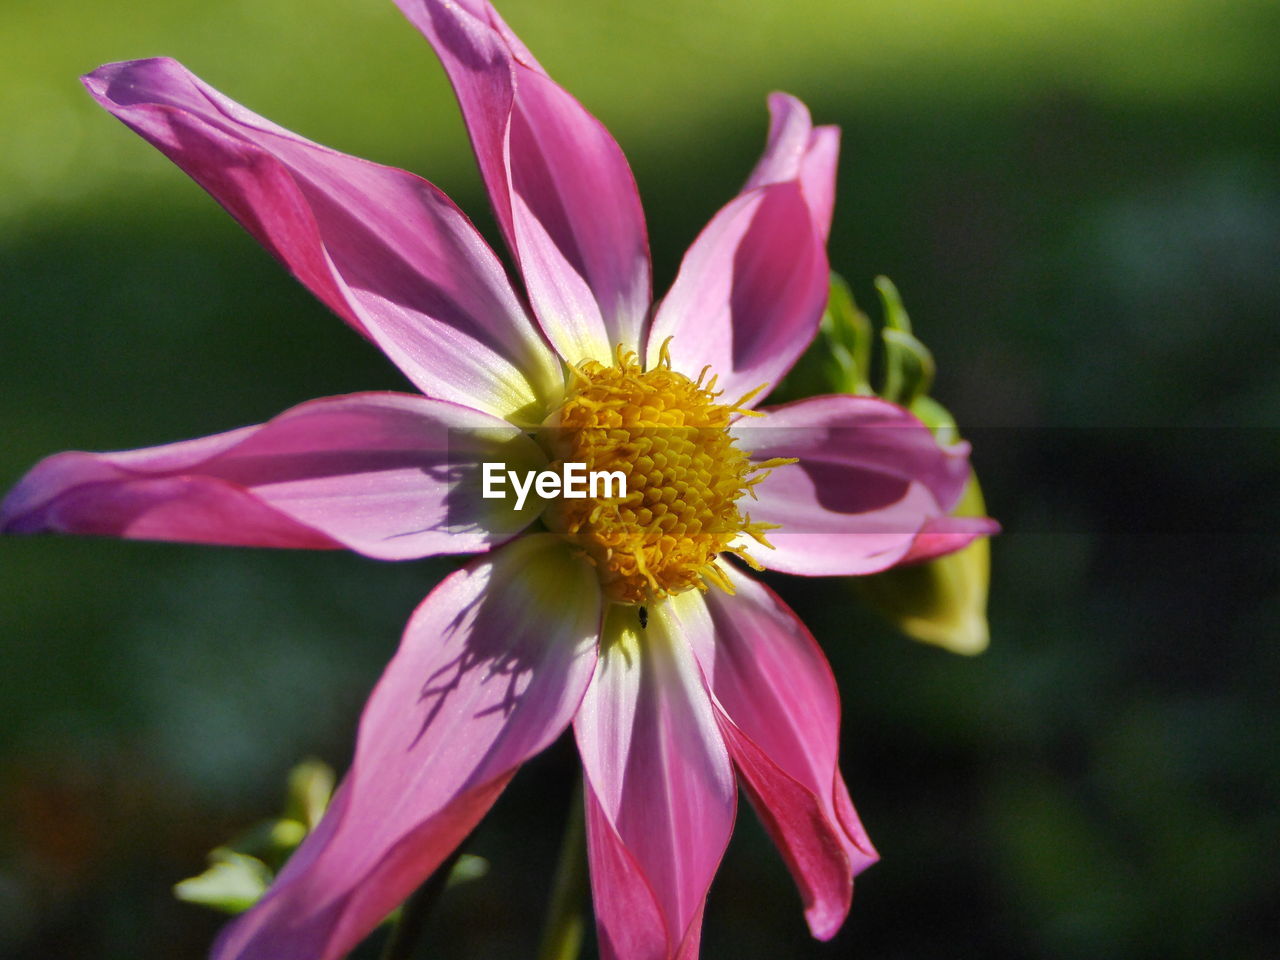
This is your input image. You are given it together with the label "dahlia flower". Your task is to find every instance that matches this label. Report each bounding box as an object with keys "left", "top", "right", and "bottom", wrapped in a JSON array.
[{"left": 1, "top": 1, "right": 995, "bottom": 957}]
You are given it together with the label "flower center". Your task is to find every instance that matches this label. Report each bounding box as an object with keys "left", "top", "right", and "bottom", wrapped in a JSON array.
[{"left": 541, "top": 340, "right": 792, "bottom": 605}]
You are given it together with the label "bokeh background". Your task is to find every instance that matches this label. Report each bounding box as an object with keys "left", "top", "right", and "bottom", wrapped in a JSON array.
[{"left": 3, "top": 0, "right": 1278, "bottom": 957}]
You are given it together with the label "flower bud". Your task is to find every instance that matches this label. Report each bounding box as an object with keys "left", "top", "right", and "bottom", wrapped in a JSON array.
[
  {"left": 856, "top": 472, "right": 991, "bottom": 655},
  {"left": 814, "top": 274, "right": 992, "bottom": 655}
]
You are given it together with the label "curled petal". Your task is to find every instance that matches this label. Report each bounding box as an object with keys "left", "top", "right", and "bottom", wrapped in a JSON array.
[
  {"left": 1, "top": 393, "right": 547, "bottom": 560},
  {"left": 737, "top": 394, "right": 979, "bottom": 575},
  {"left": 743, "top": 93, "right": 839, "bottom": 240},
  {"left": 398, "top": 0, "right": 652, "bottom": 362},
  {"left": 213, "top": 534, "right": 602, "bottom": 960},
  {"left": 84, "top": 58, "right": 562, "bottom": 424},
  {"left": 692, "top": 568, "right": 877, "bottom": 940},
  {"left": 648, "top": 94, "right": 836, "bottom": 405},
  {"left": 575, "top": 597, "right": 736, "bottom": 959}
]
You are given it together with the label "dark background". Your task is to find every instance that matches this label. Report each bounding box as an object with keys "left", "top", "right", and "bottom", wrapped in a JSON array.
[{"left": 2, "top": 1, "right": 1278, "bottom": 957}]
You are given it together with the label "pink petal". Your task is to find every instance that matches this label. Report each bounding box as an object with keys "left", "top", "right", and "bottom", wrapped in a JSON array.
[
  {"left": 397, "top": 0, "right": 652, "bottom": 363},
  {"left": 899, "top": 514, "right": 1001, "bottom": 565},
  {"left": 575, "top": 598, "right": 736, "bottom": 959},
  {"left": 1, "top": 393, "right": 547, "bottom": 560},
  {"left": 691, "top": 567, "right": 877, "bottom": 940},
  {"left": 213, "top": 534, "right": 602, "bottom": 960},
  {"left": 737, "top": 395, "right": 978, "bottom": 575},
  {"left": 582, "top": 786, "right": 669, "bottom": 960},
  {"left": 648, "top": 95, "right": 837, "bottom": 406},
  {"left": 83, "top": 58, "right": 562, "bottom": 424},
  {"left": 743, "top": 93, "right": 839, "bottom": 240}
]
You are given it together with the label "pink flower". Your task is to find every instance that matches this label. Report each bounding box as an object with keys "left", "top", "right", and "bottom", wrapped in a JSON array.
[{"left": 1, "top": 2, "right": 996, "bottom": 957}]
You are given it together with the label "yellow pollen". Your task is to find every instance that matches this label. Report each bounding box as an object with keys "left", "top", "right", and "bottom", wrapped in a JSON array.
[{"left": 541, "top": 339, "right": 794, "bottom": 605}]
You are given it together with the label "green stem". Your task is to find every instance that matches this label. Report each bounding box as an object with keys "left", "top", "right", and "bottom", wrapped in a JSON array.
[
  {"left": 380, "top": 846, "right": 465, "bottom": 960},
  {"left": 536, "top": 776, "right": 589, "bottom": 960}
]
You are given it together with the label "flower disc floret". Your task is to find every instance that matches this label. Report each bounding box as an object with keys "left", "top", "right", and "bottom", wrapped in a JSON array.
[{"left": 542, "top": 340, "right": 791, "bottom": 605}]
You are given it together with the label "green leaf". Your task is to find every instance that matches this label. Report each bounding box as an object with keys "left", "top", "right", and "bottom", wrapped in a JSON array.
[
  {"left": 283, "top": 758, "right": 335, "bottom": 831},
  {"left": 225, "top": 816, "right": 307, "bottom": 862},
  {"left": 175, "top": 759, "right": 339, "bottom": 915},
  {"left": 173, "top": 849, "right": 273, "bottom": 915}
]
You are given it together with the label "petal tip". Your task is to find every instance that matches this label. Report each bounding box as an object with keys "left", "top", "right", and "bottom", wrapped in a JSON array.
[
  {"left": 81, "top": 57, "right": 184, "bottom": 106},
  {"left": 766, "top": 89, "right": 809, "bottom": 116},
  {"left": 805, "top": 905, "right": 849, "bottom": 942}
]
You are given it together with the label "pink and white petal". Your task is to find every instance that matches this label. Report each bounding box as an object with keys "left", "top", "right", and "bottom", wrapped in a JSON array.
[
  {"left": 691, "top": 567, "right": 877, "bottom": 940},
  {"left": 647, "top": 97, "right": 836, "bottom": 405},
  {"left": 647, "top": 182, "right": 827, "bottom": 407},
  {"left": 213, "top": 534, "right": 601, "bottom": 960},
  {"left": 84, "top": 58, "right": 562, "bottom": 424},
  {"left": 742, "top": 93, "right": 840, "bottom": 240},
  {"left": 397, "top": 0, "right": 652, "bottom": 362},
  {"left": 1, "top": 393, "right": 548, "bottom": 560},
  {"left": 575, "top": 597, "right": 736, "bottom": 959},
  {"left": 735, "top": 395, "right": 977, "bottom": 575},
  {"left": 582, "top": 785, "right": 669, "bottom": 960},
  {"left": 797, "top": 126, "right": 840, "bottom": 242}
]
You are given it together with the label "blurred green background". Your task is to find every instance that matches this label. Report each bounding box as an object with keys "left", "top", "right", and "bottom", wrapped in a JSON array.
[{"left": 2, "top": 0, "right": 1278, "bottom": 957}]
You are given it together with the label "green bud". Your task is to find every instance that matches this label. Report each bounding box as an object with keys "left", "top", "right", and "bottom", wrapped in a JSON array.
[
  {"left": 857, "top": 471, "right": 991, "bottom": 655},
  {"left": 806, "top": 274, "right": 992, "bottom": 655}
]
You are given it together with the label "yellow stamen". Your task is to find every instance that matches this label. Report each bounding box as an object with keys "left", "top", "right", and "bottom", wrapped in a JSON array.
[{"left": 541, "top": 343, "right": 794, "bottom": 605}]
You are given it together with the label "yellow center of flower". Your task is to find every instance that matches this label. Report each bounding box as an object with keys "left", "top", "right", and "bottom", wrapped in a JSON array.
[{"left": 541, "top": 340, "right": 792, "bottom": 605}]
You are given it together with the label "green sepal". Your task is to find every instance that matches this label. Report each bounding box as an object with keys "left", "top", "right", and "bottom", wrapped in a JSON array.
[
  {"left": 875, "top": 276, "right": 936, "bottom": 407},
  {"left": 820, "top": 273, "right": 874, "bottom": 395},
  {"left": 778, "top": 272, "right": 875, "bottom": 401},
  {"left": 908, "top": 394, "right": 959, "bottom": 446}
]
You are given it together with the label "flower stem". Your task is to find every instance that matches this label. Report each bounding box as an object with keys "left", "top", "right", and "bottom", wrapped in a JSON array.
[
  {"left": 536, "top": 776, "right": 589, "bottom": 960},
  {"left": 380, "top": 846, "right": 465, "bottom": 960}
]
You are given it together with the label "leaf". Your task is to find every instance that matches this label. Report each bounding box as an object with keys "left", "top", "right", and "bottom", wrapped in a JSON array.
[
  {"left": 283, "top": 758, "right": 335, "bottom": 830},
  {"left": 174, "top": 849, "right": 273, "bottom": 915}
]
